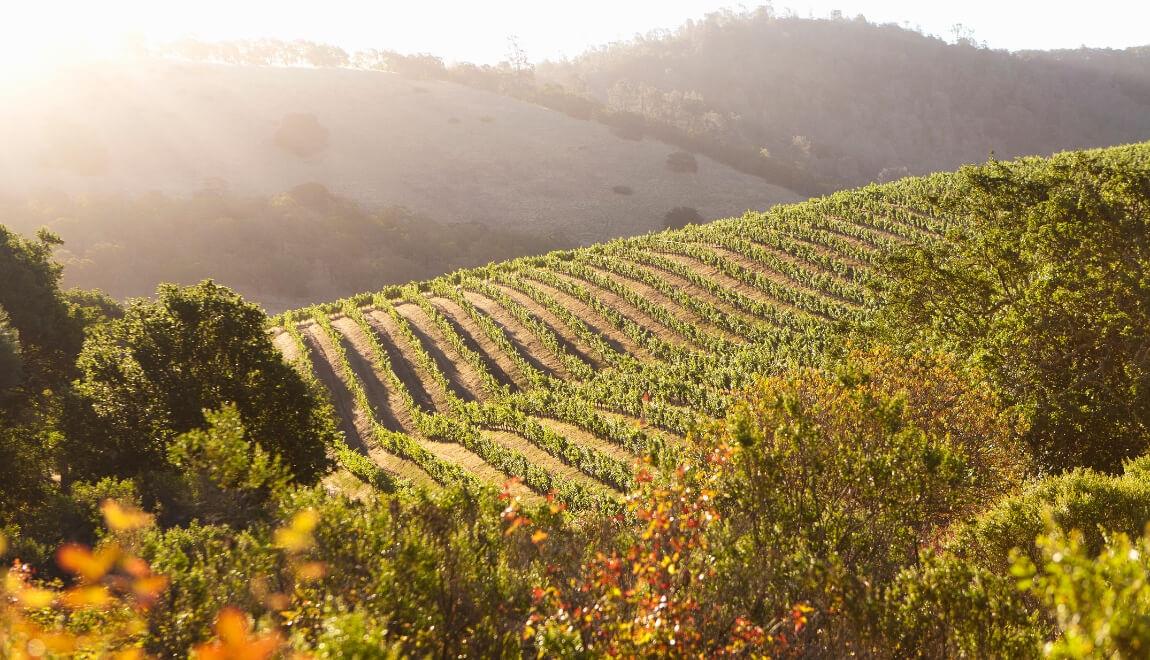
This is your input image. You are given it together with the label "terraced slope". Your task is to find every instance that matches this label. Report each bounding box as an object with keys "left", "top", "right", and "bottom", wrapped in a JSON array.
[{"left": 273, "top": 171, "right": 954, "bottom": 511}]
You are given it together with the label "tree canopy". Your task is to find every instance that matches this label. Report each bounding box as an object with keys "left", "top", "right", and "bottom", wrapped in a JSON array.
[
  {"left": 70, "top": 280, "right": 335, "bottom": 484},
  {"left": 876, "top": 146, "right": 1150, "bottom": 472}
]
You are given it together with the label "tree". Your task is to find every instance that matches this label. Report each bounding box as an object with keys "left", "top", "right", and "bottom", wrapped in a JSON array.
[
  {"left": 664, "top": 206, "right": 702, "bottom": 229},
  {"left": 876, "top": 148, "right": 1150, "bottom": 472},
  {"left": 0, "top": 226, "right": 84, "bottom": 386},
  {"left": 70, "top": 281, "right": 335, "bottom": 485},
  {"left": 0, "top": 306, "right": 22, "bottom": 391}
]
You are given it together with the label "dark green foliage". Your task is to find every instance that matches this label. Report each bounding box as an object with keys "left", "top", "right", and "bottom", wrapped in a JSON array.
[
  {"left": 949, "top": 455, "right": 1150, "bottom": 572},
  {"left": 878, "top": 553, "right": 1042, "bottom": 658},
  {"left": 0, "top": 306, "right": 22, "bottom": 391},
  {"left": 700, "top": 351, "right": 1028, "bottom": 654},
  {"left": 877, "top": 146, "right": 1150, "bottom": 472},
  {"left": 70, "top": 280, "right": 335, "bottom": 484},
  {"left": 165, "top": 405, "right": 293, "bottom": 526},
  {"left": 0, "top": 226, "right": 84, "bottom": 385},
  {"left": 139, "top": 485, "right": 541, "bottom": 656}
]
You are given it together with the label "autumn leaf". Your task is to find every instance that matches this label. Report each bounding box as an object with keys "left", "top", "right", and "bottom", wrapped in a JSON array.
[
  {"left": 193, "top": 607, "right": 282, "bottom": 660},
  {"left": 57, "top": 544, "right": 119, "bottom": 582},
  {"left": 101, "top": 500, "right": 155, "bottom": 532}
]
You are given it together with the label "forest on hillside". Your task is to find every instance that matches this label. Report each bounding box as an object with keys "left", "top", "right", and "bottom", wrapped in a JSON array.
[{"left": 3, "top": 144, "right": 1150, "bottom": 655}]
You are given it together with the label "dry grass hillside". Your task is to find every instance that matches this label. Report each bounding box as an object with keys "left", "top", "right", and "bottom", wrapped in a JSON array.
[{"left": 0, "top": 60, "right": 801, "bottom": 245}]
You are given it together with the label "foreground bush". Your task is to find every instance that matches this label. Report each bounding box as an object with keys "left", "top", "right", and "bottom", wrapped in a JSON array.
[{"left": 877, "top": 146, "right": 1150, "bottom": 472}]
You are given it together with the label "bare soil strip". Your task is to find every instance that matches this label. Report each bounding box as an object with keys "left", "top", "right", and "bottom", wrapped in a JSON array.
[
  {"left": 301, "top": 324, "right": 368, "bottom": 451},
  {"left": 271, "top": 328, "right": 302, "bottom": 364},
  {"left": 780, "top": 234, "right": 870, "bottom": 270},
  {"left": 707, "top": 245, "right": 855, "bottom": 308},
  {"left": 653, "top": 250, "right": 815, "bottom": 321},
  {"left": 301, "top": 323, "right": 440, "bottom": 488},
  {"left": 421, "top": 438, "right": 539, "bottom": 500},
  {"left": 461, "top": 291, "right": 571, "bottom": 380},
  {"left": 581, "top": 261, "right": 741, "bottom": 344},
  {"left": 548, "top": 271, "right": 696, "bottom": 350},
  {"left": 363, "top": 309, "right": 442, "bottom": 414},
  {"left": 515, "top": 273, "right": 650, "bottom": 361},
  {"left": 429, "top": 296, "right": 533, "bottom": 390},
  {"left": 330, "top": 317, "right": 412, "bottom": 433},
  {"left": 393, "top": 302, "right": 489, "bottom": 402},
  {"left": 492, "top": 283, "right": 605, "bottom": 369},
  {"left": 619, "top": 256, "right": 769, "bottom": 330},
  {"left": 530, "top": 416, "right": 643, "bottom": 465},
  {"left": 594, "top": 409, "right": 687, "bottom": 448},
  {"left": 481, "top": 430, "right": 623, "bottom": 497},
  {"left": 743, "top": 231, "right": 868, "bottom": 281}
]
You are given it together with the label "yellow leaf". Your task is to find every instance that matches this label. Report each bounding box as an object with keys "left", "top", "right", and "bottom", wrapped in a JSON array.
[
  {"left": 101, "top": 500, "right": 154, "bottom": 532},
  {"left": 274, "top": 509, "right": 319, "bottom": 553},
  {"left": 295, "top": 561, "right": 327, "bottom": 581},
  {"left": 16, "top": 587, "right": 55, "bottom": 609},
  {"left": 57, "top": 544, "right": 119, "bottom": 582},
  {"left": 61, "top": 585, "right": 112, "bottom": 609},
  {"left": 531, "top": 530, "right": 549, "bottom": 545}
]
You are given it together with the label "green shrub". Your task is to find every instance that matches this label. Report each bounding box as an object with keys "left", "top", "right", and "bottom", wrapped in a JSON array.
[{"left": 949, "top": 455, "right": 1150, "bottom": 572}]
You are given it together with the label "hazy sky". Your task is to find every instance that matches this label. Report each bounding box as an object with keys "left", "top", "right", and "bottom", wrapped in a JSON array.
[{"left": 4, "top": 0, "right": 1149, "bottom": 70}]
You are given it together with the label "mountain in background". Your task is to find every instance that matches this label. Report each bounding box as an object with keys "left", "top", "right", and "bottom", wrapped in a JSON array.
[{"left": 538, "top": 8, "right": 1150, "bottom": 187}]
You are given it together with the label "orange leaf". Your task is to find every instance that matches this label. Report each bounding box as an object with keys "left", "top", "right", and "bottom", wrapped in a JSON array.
[
  {"left": 57, "top": 544, "right": 119, "bottom": 582},
  {"left": 101, "top": 500, "right": 154, "bottom": 532}
]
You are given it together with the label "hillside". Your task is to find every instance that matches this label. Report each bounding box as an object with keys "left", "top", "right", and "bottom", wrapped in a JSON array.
[
  {"left": 538, "top": 9, "right": 1150, "bottom": 187},
  {"left": 0, "top": 59, "right": 801, "bottom": 249},
  {"left": 4, "top": 141, "right": 1150, "bottom": 655},
  {"left": 271, "top": 144, "right": 937, "bottom": 503}
]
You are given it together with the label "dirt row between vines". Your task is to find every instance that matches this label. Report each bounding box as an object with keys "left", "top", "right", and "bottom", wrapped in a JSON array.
[
  {"left": 490, "top": 283, "right": 606, "bottom": 369},
  {"left": 652, "top": 249, "right": 818, "bottom": 323},
  {"left": 579, "top": 260, "right": 742, "bottom": 345},
  {"left": 298, "top": 323, "right": 441, "bottom": 490},
  {"left": 617, "top": 255, "right": 773, "bottom": 333},
  {"left": 429, "top": 296, "right": 533, "bottom": 391},
  {"left": 393, "top": 301, "right": 490, "bottom": 402},
  {"left": 482, "top": 429, "right": 623, "bottom": 497},
  {"left": 461, "top": 291, "right": 573, "bottom": 380},
  {"left": 509, "top": 273, "right": 650, "bottom": 361},
  {"left": 547, "top": 270, "right": 697, "bottom": 351}
]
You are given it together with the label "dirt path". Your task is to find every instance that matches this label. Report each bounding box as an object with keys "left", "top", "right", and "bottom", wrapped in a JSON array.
[
  {"left": 363, "top": 309, "right": 442, "bottom": 414},
  {"left": 300, "top": 323, "right": 440, "bottom": 488},
  {"left": 778, "top": 233, "right": 870, "bottom": 270},
  {"left": 393, "top": 302, "right": 489, "bottom": 402},
  {"left": 549, "top": 270, "right": 696, "bottom": 351},
  {"left": 620, "top": 256, "right": 768, "bottom": 331},
  {"left": 492, "top": 283, "right": 605, "bottom": 369},
  {"left": 482, "top": 430, "right": 623, "bottom": 497},
  {"left": 271, "top": 328, "right": 302, "bottom": 364},
  {"left": 707, "top": 245, "right": 854, "bottom": 309},
  {"left": 653, "top": 250, "right": 816, "bottom": 322},
  {"left": 429, "top": 296, "right": 532, "bottom": 390},
  {"left": 581, "top": 261, "right": 741, "bottom": 344},
  {"left": 462, "top": 290, "right": 572, "bottom": 380},
  {"left": 512, "top": 273, "right": 649, "bottom": 361},
  {"left": 531, "top": 416, "right": 642, "bottom": 466},
  {"left": 330, "top": 316, "right": 412, "bottom": 433},
  {"left": 595, "top": 409, "right": 687, "bottom": 448},
  {"left": 301, "top": 324, "right": 368, "bottom": 452},
  {"left": 421, "top": 438, "right": 539, "bottom": 501}
]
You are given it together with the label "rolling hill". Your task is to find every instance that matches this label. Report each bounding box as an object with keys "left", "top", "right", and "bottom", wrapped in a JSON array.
[
  {"left": 0, "top": 59, "right": 801, "bottom": 247},
  {"left": 271, "top": 139, "right": 956, "bottom": 507}
]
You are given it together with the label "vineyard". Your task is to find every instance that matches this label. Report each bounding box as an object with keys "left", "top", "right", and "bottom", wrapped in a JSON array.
[{"left": 270, "top": 171, "right": 959, "bottom": 509}]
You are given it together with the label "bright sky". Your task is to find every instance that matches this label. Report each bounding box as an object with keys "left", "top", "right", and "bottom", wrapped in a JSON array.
[{"left": 3, "top": 0, "right": 1148, "bottom": 72}]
